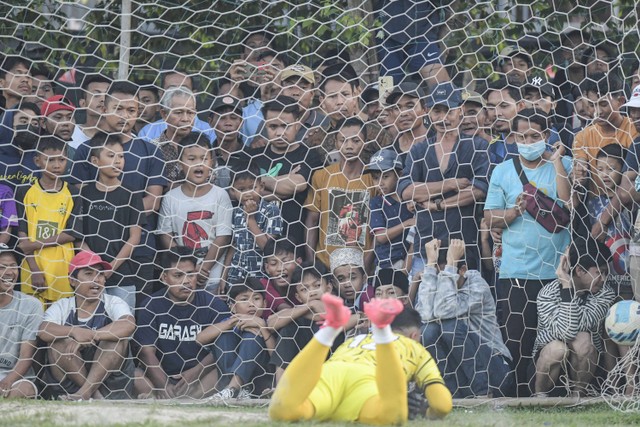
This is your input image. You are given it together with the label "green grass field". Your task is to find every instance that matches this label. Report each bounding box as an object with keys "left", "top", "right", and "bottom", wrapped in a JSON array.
[{"left": 2, "top": 400, "right": 640, "bottom": 427}]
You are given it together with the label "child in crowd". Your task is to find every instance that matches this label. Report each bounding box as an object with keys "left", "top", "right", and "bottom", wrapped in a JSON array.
[
  {"left": 260, "top": 239, "right": 302, "bottom": 317},
  {"left": 198, "top": 278, "right": 275, "bottom": 400},
  {"left": 329, "top": 247, "right": 372, "bottom": 310},
  {"left": 364, "top": 149, "right": 414, "bottom": 271},
  {"left": 373, "top": 268, "right": 411, "bottom": 306},
  {"left": 80, "top": 133, "right": 146, "bottom": 311},
  {"left": 157, "top": 136, "right": 233, "bottom": 292},
  {"left": 268, "top": 262, "right": 341, "bottom": 384},
  {"left": 16, "top": 137, "right": 82, "bottom": 306},
  {"left": 39, "top": 250, "right": 135, "bottom": 400},
  {"left": 224, "top": 164, "right": 282, "bottom": 284},
  {"left": 534, "top": 239, "right": 615, "bottom": 397},
  {"left": 135, "top": 247, "right": 229, "bottom": 399},
  {"left": 585, "top": 145, "right": 635, "bottom": 375},
  {"left": 0, "top": 183, "right": 18, "bottom": 244},
  {"left": 587, "top": 145, "right": 633, "bottom": 293}
]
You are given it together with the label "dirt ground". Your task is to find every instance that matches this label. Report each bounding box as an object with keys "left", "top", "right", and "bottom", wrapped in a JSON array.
[{"left": 0, "top": 399, "right": 269, "bottom": 426}]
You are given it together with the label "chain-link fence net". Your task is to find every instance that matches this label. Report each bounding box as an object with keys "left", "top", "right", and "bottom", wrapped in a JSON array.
[{"left": 1, "top": 0, "right": 640, "bottom": 411}]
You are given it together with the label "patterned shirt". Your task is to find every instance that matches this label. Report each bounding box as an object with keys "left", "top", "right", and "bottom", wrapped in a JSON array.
[
  {"left": 533, "top": 279, "right": 615, "bottom": 358},
  {"left": 227, "top": 199, "right": 282, "bottom": 283},
  {"left": 151, "top": 133, "right": 184, "bottom": 183}
]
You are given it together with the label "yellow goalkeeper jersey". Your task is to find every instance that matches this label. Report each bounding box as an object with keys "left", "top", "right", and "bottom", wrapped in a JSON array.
[{"left": 327, "top": 333, "right": 444, "bottom": 391}]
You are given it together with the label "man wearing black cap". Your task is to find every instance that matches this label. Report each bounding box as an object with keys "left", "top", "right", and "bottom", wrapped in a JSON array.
[
  {"left": 378, "top": 1, "right": 450, "bottom": 88},
  {"left": 398, "top": 83, "right": 490, "bottom": 277},
  {"left": 208, "top": 95, "right": 252, "bottom": 188},
  {"left": 386, "top": 82, "right": 428, "bottom": 167},
  {"left": 364, "top": 149, "right": 414, "bottom": 273},
  {"left": 521, "top": 75, "right": 562, "bottom": 148},
  {"left": 0, "top": 243, "right": 43, "bottom": 399}
]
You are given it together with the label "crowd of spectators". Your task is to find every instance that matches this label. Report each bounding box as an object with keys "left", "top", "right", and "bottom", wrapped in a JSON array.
[{"left": 1, "top": 21, "right": 640, "bottom": 402}]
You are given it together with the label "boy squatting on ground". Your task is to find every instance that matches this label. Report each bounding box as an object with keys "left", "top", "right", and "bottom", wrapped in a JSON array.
[
  {"left": 198, "top": 278, "right": 275, "bottom": 400},
  {"left": 39, "top": 250, "right": 135, "bottom": 401},
  {"left": 533, "top": 239, "right": 615, "bottom": 397},
  {"left": 269, "top": 295, "right": 452, "bottom": 424},
  {"left": 0, "top": 243, "right": 43, "bottom": 398}
]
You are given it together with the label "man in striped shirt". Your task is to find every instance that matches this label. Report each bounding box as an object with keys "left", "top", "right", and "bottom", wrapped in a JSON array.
[{"left": 533, "top": 239, "right": 615, "bottom": 397}]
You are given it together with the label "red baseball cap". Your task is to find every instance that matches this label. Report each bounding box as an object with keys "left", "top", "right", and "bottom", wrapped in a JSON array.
[
  {"left": 41, "top": 95, "right": 75, "bottom": 117},
  {"left": 68, "top": 250, "right": 112, "bottom": 275}
]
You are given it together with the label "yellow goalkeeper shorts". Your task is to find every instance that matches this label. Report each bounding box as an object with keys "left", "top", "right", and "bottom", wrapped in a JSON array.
[{"left": 308, "top": 361, "right": 379, "bottom": 422}]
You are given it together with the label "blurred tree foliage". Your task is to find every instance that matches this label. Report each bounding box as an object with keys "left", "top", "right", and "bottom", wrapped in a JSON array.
[
  {"left": 443, "top": 0, "right": 640, "bottom": 85},
  {"left": 0, "top": 0, "right": 379, "bottom": 85},
  {"left": 0, "top": 0, "right": 638, "bottom": 86}
]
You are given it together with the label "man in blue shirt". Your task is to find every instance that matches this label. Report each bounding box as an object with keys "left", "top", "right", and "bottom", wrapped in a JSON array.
[
  {"left": 484, "top": 108, "right": 571, "bottom": 396},
  {"left": 137, "top": 70, "right": 214, "bottom": 143},
  {"left": 399, "top": 83, "right": 489, "bottom": 276}
]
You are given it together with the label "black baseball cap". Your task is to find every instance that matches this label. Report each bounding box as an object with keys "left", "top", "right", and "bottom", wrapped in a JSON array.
[
  {"left": 361, "top": 83, "right": 380, "bottom": 105},
  {"left": 523, "top": 75, "right": 557, "bottom": 100},
  {"left": 210, "top": 95, "right": 243, "bottom": 114},
  {"left": 385, "top": 82, "right": 426, "bottom": 105},
  {"left": 426, "top": 83, "right": 463, "bottom": 108},
  {"left": 364, "top": 149, "right": 403, "bottom": 173}
]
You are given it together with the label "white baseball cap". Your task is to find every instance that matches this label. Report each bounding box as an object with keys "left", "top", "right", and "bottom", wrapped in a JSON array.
[{"left": 623, "top": 84, "right": 640, "bottom": 108}]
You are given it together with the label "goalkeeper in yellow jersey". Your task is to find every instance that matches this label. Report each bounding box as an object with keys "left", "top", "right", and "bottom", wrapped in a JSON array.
[{"left": 269, "top": 294, "right": 452, "bottom": 424}]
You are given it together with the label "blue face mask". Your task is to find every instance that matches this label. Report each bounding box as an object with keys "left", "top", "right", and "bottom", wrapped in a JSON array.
[{"left": 517, "top": 140, "right": 546, "bottom": 161}]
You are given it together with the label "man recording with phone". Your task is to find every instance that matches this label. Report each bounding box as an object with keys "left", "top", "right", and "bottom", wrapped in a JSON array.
[{"left": 228, "top": 49, "right": 289, "bottom": 148}]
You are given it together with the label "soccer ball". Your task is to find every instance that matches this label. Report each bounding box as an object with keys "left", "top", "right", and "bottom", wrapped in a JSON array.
[{"left": 605, "top": 300, "right": 640, "bottom": 346}]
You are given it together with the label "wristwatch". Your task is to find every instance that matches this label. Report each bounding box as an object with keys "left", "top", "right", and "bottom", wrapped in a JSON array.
[{"left": 435, "top": 198, "right": 443, "bottom": 211}]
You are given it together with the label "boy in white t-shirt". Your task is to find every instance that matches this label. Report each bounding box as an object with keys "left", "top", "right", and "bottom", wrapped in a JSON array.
[
  {"left": 38, "top": 250, "right": 136, "bottom": 401},
  {"left": 0, "top": 243, "right": 43, "bottom": 398},
  {"left": 157, "top": 135, "right": 233, "bottom": 292}
]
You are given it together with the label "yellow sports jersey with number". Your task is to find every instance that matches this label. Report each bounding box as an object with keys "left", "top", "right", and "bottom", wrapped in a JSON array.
[
  {"left": 17, "top": 180, "right": 78, "bottom": 303},
  {"left": 328, "top": 334, "right": 444, "bottom": 391}
]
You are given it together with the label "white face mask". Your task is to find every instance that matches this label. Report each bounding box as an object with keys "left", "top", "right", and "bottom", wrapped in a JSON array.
[{"left": 517, "top": 139, "right": 546, "bottom": 161}]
